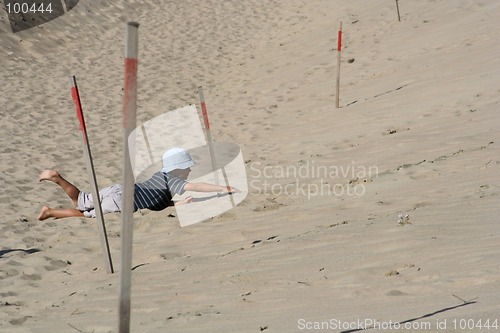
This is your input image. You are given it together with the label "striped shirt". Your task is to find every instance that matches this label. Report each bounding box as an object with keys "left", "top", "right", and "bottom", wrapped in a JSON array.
[{"left": 134, "top": 172, "right": 187, "bottom": 211}]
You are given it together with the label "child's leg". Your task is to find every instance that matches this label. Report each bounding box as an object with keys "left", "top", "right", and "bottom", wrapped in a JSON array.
[
  {"left": 37, "top": 206, "right": 85, "bottom": 221},
  {"left": 39, "top": 170, "right": 80, "bottom": 206}
]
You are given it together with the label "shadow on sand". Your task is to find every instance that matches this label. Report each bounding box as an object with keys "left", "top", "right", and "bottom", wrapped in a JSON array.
[
  {"left": 340, "top": 300, "right": 477, "bottom": 333},
  {"left": 0, "top": 248, "right": 41, "bottom": 258}
]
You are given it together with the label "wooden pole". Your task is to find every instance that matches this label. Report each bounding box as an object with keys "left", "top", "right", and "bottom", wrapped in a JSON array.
[
  {"left": 335, "top": 22, "right": 342, "bottom": 109},
  {"left": 70, "top": 76, "right": 114, "bottom": 274},
  {"left": 118, "top": 21, "right": 139, "bottom": 333},
  {"left": 396, "top": 0, "right": 401, "bottom": 22}
]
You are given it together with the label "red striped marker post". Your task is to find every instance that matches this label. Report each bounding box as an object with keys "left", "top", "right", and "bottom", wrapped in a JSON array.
[
  {"left": 198, "top": 86, "right": 219, "bottom": 185},
  {"left": 119, "top": 21, "right": 139, "bottom": 333},
  {"left": 198, "top": 86, "right": 235, "bottom": 206},
  {"left": 335, "top": 22, "right": 342, "bottom": 109},
  {"left": 70, "top": 76, "right": 114, "bottom": 274}
]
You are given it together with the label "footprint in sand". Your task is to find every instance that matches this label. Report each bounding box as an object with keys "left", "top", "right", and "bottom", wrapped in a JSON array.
[
  {"left": 20, "top": 273, "right": 41, "bottom": 281},
  {"left": 9, "top": 316, "right": 31, "bottom": 325},
  {"left": 386, "top": 289, "right": 411, "bottom": 296},
  {"left": 0, "top": 268, "right": 20, "bottom": 279},
  {"left": 0, "top": 291, "right": 17, "bottom": 297},
  {"left": 21, "top": 236, "right": 46, "bottom": 247},
  {"left": 253, "top": 199, "right": 285, "bottom": 212},
  {"left": 43, "top": 257, "right": 70, "bottom": 271}
]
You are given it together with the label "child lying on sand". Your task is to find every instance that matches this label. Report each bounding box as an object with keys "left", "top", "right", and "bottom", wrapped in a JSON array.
[{"left": 38, "top": 147, "right": 239, "bottom": 220}]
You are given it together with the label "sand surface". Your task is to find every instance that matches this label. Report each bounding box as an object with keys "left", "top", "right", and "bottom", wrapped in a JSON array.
[{"left": 1, "top": 0, "right": 499, "bottom": 332}]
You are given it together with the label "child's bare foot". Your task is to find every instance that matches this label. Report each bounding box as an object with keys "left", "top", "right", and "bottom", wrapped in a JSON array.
[
  {"left": 39, "top": 170, "right": 60, "bottom": 183},
  {"left": 37, "top": 206, "right": 51, "bottom": 221}
]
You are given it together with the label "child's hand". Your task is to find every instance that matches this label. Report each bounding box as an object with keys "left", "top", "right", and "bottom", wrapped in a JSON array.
[
  {"left": 175, "top": 196, "right": 193, "bottom": 206},
  {"left": 221, "top": 186, "right": 241, "bottom": 194}
]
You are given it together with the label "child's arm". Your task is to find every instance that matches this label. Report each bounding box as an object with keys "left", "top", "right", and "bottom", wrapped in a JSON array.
[{"left": 184, "top": 182, "right": 240, "bottom": 193}]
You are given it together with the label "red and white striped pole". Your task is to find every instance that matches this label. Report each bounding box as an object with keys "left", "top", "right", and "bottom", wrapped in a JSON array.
[
  {"left": 335, "top": 22, "right": 342, "bottom": 109},
  {"left": 70, "top": 76, "right": 114, "bottom": 274},
  {"left": 118, "top": 21, "right": 139, "bottom": 333}
]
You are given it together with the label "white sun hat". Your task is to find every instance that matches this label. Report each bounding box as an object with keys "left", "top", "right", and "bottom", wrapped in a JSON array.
[{"left": 161, "top": 147, "right": 196, "bottom": 173}]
